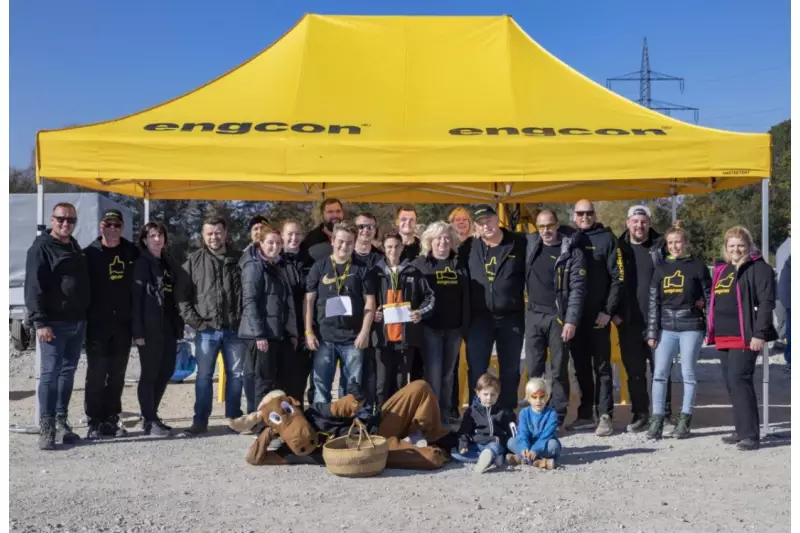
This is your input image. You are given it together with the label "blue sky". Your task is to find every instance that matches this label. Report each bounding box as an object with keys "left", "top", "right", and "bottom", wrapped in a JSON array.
[{"left": 10, "top": 0, "right": 790, "bottom": 168}]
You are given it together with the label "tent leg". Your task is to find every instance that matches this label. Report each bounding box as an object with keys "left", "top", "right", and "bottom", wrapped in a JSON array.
[
  {"left": 760, "top": 177, "right": 771, "bottom": 438},
  {"left": 11, "top": 180, "right": 45, "bottom": 434},
  {"left": 144, "top": 197, "right": 150, "bottom": 224}
]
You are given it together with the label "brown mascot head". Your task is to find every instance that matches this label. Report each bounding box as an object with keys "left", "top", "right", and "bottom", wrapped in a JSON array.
[{"left": 231, "top": 390, "right": 319, "bottom": 456}]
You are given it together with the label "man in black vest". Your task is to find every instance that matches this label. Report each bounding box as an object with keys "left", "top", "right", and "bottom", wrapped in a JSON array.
[
  {"left": 524, "top": 210, "right": 585, "bottom": 427},
  {"left": 83, "top": 209, "right": 139, "bottom": 439}
]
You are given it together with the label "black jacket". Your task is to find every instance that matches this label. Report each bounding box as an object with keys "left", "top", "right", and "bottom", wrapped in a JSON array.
[
  {"left": 84, "top": 237, "right": 139, "bottom": 338},
  {"left": 457, "top": 396, "right": 516, "bottom": 450},
  {"left": 24, "top": 231, "right": 90, "bottom": 328},
  {"left": 525, "top": 228, "right": 586, "bottom": 325},
  {"left": 458, "top": 229, "right": 527, "bottom": 316},
  {"left": 179, "top": 247, "right": 243, "bottom": 331},
  {"left": 618, "top": 228, "right": 667, "bottom": 325},
  {"left": 238, "top": 246, "right": 298, "bottom": 341},
  {"left": 708, "top": 254, "right": 778, "bottom": 345},
  {"left": 131, "top": 247, "right": 184, "bottom": 343},
  {"left": 372, "top": 259, "right": 435, "bottom": 350},
  {"left": 411, "top": 252, "right": 470, "bottom": 334},
  {"left": 574, "top": 223, "right": 624, "bottom": 319},
  {"left": 646, "top": 255, "right": 712, "bottom": 339},
  {"left": 280, "top": 248, "right": 314, "bottom": 338},
  {"left": 302, "top": 224, "right": 331, "bottom": 252}
]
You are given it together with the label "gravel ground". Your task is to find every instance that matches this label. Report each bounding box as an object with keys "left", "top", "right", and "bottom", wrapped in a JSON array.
[{"left": 9, "top": 344, "right": 792, "bottom": 533}]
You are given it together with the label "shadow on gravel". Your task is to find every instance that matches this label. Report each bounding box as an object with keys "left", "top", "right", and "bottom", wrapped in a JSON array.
[
  {"left": 759, "top": 437, "right": 792, "bottom": 449},
  {"left": 9, "top": 390, "right": 35, "bottom": 401},
  {"left": 559, "top": 446, "right": 655, "bottom": 466},
  {"left": 78, "top": 424, "right": 237, "bottom": 446}
]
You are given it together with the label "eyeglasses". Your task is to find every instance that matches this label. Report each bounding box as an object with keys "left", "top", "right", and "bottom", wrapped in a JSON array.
[
  {"left": 537, "top": 224, "right": 556, "bottom": 231},
  {"left": 575, "top": 210, "right": 595, "bottom": 217},
  {"left": 357, "top": 224, "right": 376, "bottom": 231},
  {"left": 104, "top": 222, "right": 122, "bottom": 229},
  {"left": 53, "top": 216, "right": 77, "bottom": 225}
]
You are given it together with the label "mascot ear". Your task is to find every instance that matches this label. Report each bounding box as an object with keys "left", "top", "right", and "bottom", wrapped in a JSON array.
[{"left": 290, "top": 397, "right": 302, "bottom": 408}]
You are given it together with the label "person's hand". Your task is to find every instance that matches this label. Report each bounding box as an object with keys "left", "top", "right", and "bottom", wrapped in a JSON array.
[
  {"left": 36, "top": 327, "right": 54, "bottom": 343},
  {"left": 459, "top": 447, "right": 469, "bottom": 455},
  {"left": 561, "top": 323, "right": 576, "bottom": 342},
  {"left": 134, "top": 338, "right": 146, "bottom": 346},
  {"left": 374, "top": 310, "right": 383, "bottom": 323},
  {"left": 256, "top": 339, "right": 269, "bottom": 352},
  {"left": 611, "top": 315, "right": 623, "bottom": 326},
  {"left": 354, "top": 331, "right": 369, "bottom": 350},
  {"left": 410, "top": 310, "right": 421, "bottom": 324},
  {"left": 648, "top": 339, "right": 658, "bottom": 349},
  {"left": 306, "top": 332, "right": 319, "bottom": 351},
  {"left": 522, "top": 449, "right": 536, "bottom": 461},
  {"left": 750, "top": 337, "right": 765, "bottom": 352},
  {"left": 595, "top": 313, "right": 611, "bottom": 327}
]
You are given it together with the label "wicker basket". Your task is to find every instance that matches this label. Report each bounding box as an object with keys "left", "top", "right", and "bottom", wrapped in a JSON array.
[{"left": 322, "top": 420, "right": 389, "bottom": 477}]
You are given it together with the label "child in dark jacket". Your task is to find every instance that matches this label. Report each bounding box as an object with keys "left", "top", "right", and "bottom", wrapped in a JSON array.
[
  {"left": 507, "top": 377, "right": 562, "bottom": 469},
  {"left": 451, "top": 373, "right": 516, "bottom": 473}
]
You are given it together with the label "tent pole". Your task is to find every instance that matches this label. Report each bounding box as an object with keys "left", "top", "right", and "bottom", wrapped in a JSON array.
[
  {"left": 671, "top": 195, "right": 677, "bottom": 223},
  {"left": 11, "top": 179, "right": 45, "bottom": 434},
  {"left": 144, "top": 197, "right": 150, "bottom": 224},
  {"left": 761, "top": 177, "right": 771, "bottom": 438}
]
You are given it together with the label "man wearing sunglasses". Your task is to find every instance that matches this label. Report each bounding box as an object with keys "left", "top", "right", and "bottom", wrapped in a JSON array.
[
  {"left": 24, "top": 202, "right": 91, "bottom": 450},
  {"left": 83, "top": 209, "right": 139, "bottom": 440},
  {"left": 570, "top": 199, "right": 624, "bottom": 437},
  {"left": 353, "top": 212, "right": 384, "bottom": 271},
  {"left": 524, "top": 209, "right": 585, "bottom": 429}
]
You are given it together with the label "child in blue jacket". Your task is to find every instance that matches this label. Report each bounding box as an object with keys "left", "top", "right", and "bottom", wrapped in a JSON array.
[{"left": 507, "top": 377, "right": 562, "bottom": 469}]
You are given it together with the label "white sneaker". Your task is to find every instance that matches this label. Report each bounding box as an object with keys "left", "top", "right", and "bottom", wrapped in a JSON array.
[{"left": 474, "top": 449, "right": 494, "bottom": 474}]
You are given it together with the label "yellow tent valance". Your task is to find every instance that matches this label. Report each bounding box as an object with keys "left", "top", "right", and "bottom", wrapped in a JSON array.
[{"left": 36, "top": 14, "right": 771, "bottom": 203}]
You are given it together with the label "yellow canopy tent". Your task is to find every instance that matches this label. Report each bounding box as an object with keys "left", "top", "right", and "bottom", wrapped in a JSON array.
[{"left": 36, "top": 14, "right": 770, "bottom": 205}]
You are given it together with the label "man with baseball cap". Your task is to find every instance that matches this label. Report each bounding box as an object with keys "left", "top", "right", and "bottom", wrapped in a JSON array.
[
  {"left": 615, "top": 204, "right": 670, "bottom": 432},
  {"left": 83, "top": 209, "right": 139, "bottom": 439},
  {"left": 458, "top": 204, "right": 527, "bottom": 410}
]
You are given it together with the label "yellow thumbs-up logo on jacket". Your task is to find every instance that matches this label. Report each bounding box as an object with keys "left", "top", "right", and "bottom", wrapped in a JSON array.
[
  {"left": 109, "top": 255, "right": 125, "bottom": 280},
  {"left": 662, "top": 270, "right": 685, "bottom": 294}
]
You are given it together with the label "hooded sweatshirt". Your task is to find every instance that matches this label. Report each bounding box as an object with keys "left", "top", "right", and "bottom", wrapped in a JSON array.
[
  {"left": 574, "top": 223, "right": 624, "bottom": 320},
  {"left": 24, "top": 231, "right": 90, "bottom": 328},
  {"left": 516, "top": 405, "right": 560, "bottom": 455},
  {"left": 84, "top": 236, "right": 139, "bottom": 337}
]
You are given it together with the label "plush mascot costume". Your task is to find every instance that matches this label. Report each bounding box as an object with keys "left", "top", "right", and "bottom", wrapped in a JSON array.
[{"left": 231, "top": 380, "right": 455, "bottom": 470}]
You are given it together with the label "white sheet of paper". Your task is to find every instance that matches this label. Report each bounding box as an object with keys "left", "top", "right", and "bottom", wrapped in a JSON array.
[
  {"left": 325, "top": 296, "right": 353, "bottom": 318},
  {"left": 383, "top": 303, "right": 412, "bottom": 324}
]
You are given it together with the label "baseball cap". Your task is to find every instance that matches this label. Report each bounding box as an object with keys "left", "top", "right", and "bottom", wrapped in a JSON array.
[
  {"left": 102, "top": 209, "right": 123, "bottom": 223},
  {"left": 627, "top": 205, "right": 652, "bottom": 219},
  {"left": 472, "top": 204, "right": 498, "bottom": 221},
  {"left": 248, "top": 215, "right": 269, "bottom": 231}
]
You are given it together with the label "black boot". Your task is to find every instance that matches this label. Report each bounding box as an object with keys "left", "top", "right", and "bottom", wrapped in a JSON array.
[
  {"left": 646, "top": 415, "right": 665, "bottom": 440},
  {"left": 671, "top": 413, "right": 692, "bottom": 439},
  {"left": 55, "top": 414, "right": 80, "bottom": 444},
  {"left": 39, "top": 417, "right": 56, "bottom": 451}
]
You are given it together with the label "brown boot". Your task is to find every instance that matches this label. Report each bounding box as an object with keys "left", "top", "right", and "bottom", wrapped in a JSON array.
[
  {"left": 506, "top": 453, "right": 522, "bottom": 466},
  {"left": 544, "top": 458, "right": 556, "bottom": 470},
  {"left": 532, "top": 458, "right": 548, "bottom": 469}
]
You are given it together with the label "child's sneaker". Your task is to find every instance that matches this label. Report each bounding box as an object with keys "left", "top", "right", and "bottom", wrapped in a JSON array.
[
  {"left": 506, "top": 453, "right": 522, "bottom": 466},
  {"left": 474, "top": 449, "right": 494, "bottom": 473}
]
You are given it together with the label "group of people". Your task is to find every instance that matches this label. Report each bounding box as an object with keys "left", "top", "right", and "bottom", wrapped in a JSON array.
[{"left": 24, "top": 197, "right": 782, "bottom": 462}]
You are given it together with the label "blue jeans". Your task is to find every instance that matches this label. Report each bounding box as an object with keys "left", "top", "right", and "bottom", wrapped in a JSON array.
[
  {"left": 422, "top": 326, "right": 462, "bottom": 420},
  {"left": 38, "top": 321, "right": 86, "bottom": 418},
  {"left": 652, "top": 329, "right": 703, "bottom": 416},
  {"left": 507, "top": 435, "right": 561, "bottom": 460},
  {"left": 450, "top": 441, "right": 505, "bottom": 463},
  {"left": 313, "top": 341, "right": 363, "bottom": 404},
  {"left": 193, "top": 328, "right": 245, "bottom": 424},
  {"left": 466, "top": 312, "right": 524, "bottom": 410},
  {"left": 785, "top": 309, "right": 791, "bottom": 367}
]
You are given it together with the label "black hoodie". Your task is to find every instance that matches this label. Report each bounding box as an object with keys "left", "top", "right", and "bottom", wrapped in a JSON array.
[
  {"left": 618, "top": 228, "right": 667, "bottom": 327},
  {"left": 458, "top": 229, "right": 527, "bottom": 316},
  {"left": 574, "top": 223, "right": 624, "bottom": 320},
  {"left": 84, "top": 237, "right": 139, "bottom": 337},
  {"left": 24, "top": 231, "right": 90, "bottom": 328},
  {"left": 131, "top": 247, "right": 184, "bottom": 342}
]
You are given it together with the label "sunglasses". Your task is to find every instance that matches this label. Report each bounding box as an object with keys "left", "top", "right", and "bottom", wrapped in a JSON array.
[
  {"left": 104, "top": 222, "right": 122, "bottom": 229},
  {"left": 357, "top": 224, "right": 376, "bottom": 231},
  {"left": 537, "top": 224, "right": 556, "bottom": 231},
  {"left": 575, "top": 210, "right": 595, "bottom": 217},
  {"left": 53, "top": 216, "right": 77, "bottom": 225}
]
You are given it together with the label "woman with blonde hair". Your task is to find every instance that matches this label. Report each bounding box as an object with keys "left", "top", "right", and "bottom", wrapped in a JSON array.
[
  {"left": 645, "top": 222, "right": 711, "bottom": 440},
  {"left": 707, "top": 226, "right": 777, "bottom": 451},
  {"left": 448, "top": 206, "right": 474, "bottom": 244},
  {"left": 412, "top": 221, "right": 470, "bottom": 423}
]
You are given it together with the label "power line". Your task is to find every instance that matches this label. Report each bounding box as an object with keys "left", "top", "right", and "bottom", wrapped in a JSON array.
[{"left": 696, "top": 66, "right": 789, "bottom": 83}]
